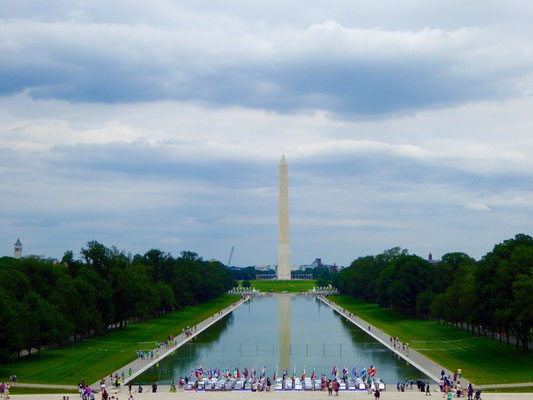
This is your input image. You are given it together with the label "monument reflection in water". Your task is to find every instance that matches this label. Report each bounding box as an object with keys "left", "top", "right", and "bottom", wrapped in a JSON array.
[
  {"left": 278, "top": 295, "right": 291, "bottom": 370},
  {"left": 135, "top": 296, "right": 430, "bottom": 384}
]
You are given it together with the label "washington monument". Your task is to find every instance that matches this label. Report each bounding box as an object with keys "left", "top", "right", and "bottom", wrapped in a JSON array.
[{"left": 277, "top": 155, "right": 291, "bottom": 280}]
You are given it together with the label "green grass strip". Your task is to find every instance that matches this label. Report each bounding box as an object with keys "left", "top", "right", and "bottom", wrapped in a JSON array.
[
  {"left": 241, "top": 280, "right": 316, "bottom": 293},
  {"left": 0, "top": 295, "right": 239, "bottom": 385},
  {"left": 9, "top": 387, "right": 80, "bottom": 394},
  {"left": 329, "top": 295, "right": 533, "bottom": 385}
]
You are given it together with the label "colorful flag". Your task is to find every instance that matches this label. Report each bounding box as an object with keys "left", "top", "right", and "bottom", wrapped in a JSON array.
[
  {"left": 301, "top": 367, "right": 306, "bottom": 380},
  {"left": 331, "top": 365, "right": 337, "bottom": 376},
  {"left": 283, "top": 365, "right": 287, "bottom": 378},
  {"left": 310, "top": 369, "right": 315, "bottom": 380},
  {"left": 273, "top": 366, "right": 278, "bottom": 381},
  {"left": 352, "top": 366, "right": 357, "bottom": 377}
]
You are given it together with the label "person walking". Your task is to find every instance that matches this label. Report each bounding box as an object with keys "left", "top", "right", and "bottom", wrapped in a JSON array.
[
  {"left": 426, "top": 383, "right": 431, "bottom": 396},
  {"left": 328, "top": 380, "right": 333, "bottom": 396}
]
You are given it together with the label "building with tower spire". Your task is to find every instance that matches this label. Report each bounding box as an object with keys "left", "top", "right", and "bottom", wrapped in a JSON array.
[
  {"left": 428, "top": 252, "right": 439, "bottom": 264},
  {"left": 14, "top": 238, "right": 22, "bottom": 259}
]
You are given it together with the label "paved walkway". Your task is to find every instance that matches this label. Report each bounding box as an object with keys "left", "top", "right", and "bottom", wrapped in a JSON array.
[
  {"left": 90, "top": 296, "right": 251, "bottom": 392},
  {"left": 317, "top": 297, "right": 468, "bottom": 386},
  {"left": 9, "top": 389, "right": 533, "bottom": 400}
]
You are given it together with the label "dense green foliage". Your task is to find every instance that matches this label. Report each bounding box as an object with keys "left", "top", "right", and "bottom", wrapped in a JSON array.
[
  {"left": 336, "top": 234, "right": 533, "bottom": 352},
  {"left": 0, "top": 241, "right": 237, "bottom": 362},
  {"left": 0, "top": 295, "right": 238, "bottom": 384},
  {"left": 330, "top": 295, "right": 533, "bottom": 384},
  {"left": 229, "top": 266, "right": 337, "bottom": 282},
  {"left": 228, "top": 266, "right": 275, "bottom": 280}
]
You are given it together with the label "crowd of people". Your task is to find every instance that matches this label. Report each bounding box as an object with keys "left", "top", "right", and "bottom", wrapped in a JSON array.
[
  {"left": 437, "top": 369, "right": 479, "bottom": 400},
  {"left": 183, "top": 327, "right": 196, "bottom": 338},
  {"left": 390, "top": 337, "right": 409, "bottom": 354},
  {"left": 78, "top": 381, "right": 95, "bottom": 400},
  {"left": 136, "top": 335, "right": 180, "bottom": 361},
  {"left": 0, "top": 382, "right": 11, "bottom": 400},
  {"left": 0, "top": 375, "right": 18, "bottom": 400}
]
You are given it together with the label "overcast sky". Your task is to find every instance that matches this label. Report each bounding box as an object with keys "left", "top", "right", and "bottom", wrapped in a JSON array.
[{"left": 2, "top": 1, "right": 533, "bottom": 266}]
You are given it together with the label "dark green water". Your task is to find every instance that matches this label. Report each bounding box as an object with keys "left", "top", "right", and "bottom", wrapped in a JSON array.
[{"left": 135, "top": 295, "right": 430, "bottom": 384}]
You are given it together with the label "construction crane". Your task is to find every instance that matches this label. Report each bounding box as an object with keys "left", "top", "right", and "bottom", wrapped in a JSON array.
[{"left": 227, "top": 245, "right": 234, "bottom": 267}]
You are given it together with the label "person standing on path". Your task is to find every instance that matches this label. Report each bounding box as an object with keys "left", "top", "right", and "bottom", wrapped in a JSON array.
[
  {"left": 426, "top": 384, "right": 431, "bottom": 396},
  {"left": 467, "top": 385, "right": 473, "bottom": 400},
  {"left": 128, "top": 367, "right": 132, "bottom": 378}
]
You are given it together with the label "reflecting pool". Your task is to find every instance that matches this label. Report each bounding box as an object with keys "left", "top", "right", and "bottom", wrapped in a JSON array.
[{"left": 135, "top": 295, "right": 431, "bottom": 384}]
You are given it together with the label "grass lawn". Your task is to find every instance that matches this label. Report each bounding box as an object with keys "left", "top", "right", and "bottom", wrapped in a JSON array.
[
  {"left": 9, "top": 387, "right": 80, "bottom": 394},
  {"left": 329, "top": 295, "right": 533, "bottom": 385},
  {"left": 0, "top": 295, "right": 239, "bottom": 385},
  {"left": 241, "top": 280, "right": 316, "bottom": 293}
]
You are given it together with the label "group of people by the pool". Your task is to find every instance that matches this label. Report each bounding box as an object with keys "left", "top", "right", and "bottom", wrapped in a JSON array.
[
  {"left": 134, "top": 365, "right": 387, "bottom": 395},
  {"left": 126, "top": 365, "right": 481, "bottom": 399}
]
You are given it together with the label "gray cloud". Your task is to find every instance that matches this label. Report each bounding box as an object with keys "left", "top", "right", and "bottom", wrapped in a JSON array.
[{"left": 0, "top": 3, "right": 532, "bottom": 115}]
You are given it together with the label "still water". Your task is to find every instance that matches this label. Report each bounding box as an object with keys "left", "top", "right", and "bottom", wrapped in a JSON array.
[{"left": 135, "top": 295, "right": 430, "bottom": 384}]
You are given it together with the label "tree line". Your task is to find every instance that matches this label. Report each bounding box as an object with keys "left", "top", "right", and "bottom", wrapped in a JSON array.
[
  {"left": 0, "top": 241, "right": 237, "bottom": 361},
  {"left": 335, "top": 234, "right": 533, "bottom": 352},
  {"left": 228, "top": 265, "right": 337, "bottom": 283}
]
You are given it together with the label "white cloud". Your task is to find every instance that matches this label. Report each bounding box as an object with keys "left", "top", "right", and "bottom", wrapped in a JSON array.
[{"left": 465, "top": 203, "right": 491, "bottom": 211}]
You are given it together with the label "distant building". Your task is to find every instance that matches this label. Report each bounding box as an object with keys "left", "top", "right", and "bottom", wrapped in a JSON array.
[
  {"left": 256, "top": 265, "right": 276, "bottom": 272},
  {"left": 428, "top": 253, "right": 439, "bottom": 264},
  {"left": 311, "top": 258, "right": 323, "bottom": 268},
  {"left": 14, "top": 238, "right": 22, "bottom": 259}
]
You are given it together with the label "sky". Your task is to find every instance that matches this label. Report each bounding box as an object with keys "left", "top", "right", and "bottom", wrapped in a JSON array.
[{"left": 1, "top": 1, "right": 533, "bottom": 266}]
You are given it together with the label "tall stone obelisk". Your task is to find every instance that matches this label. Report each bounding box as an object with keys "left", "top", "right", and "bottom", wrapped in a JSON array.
[{"left": 278, "top": 155, "right": 291, "bottom": 280}]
